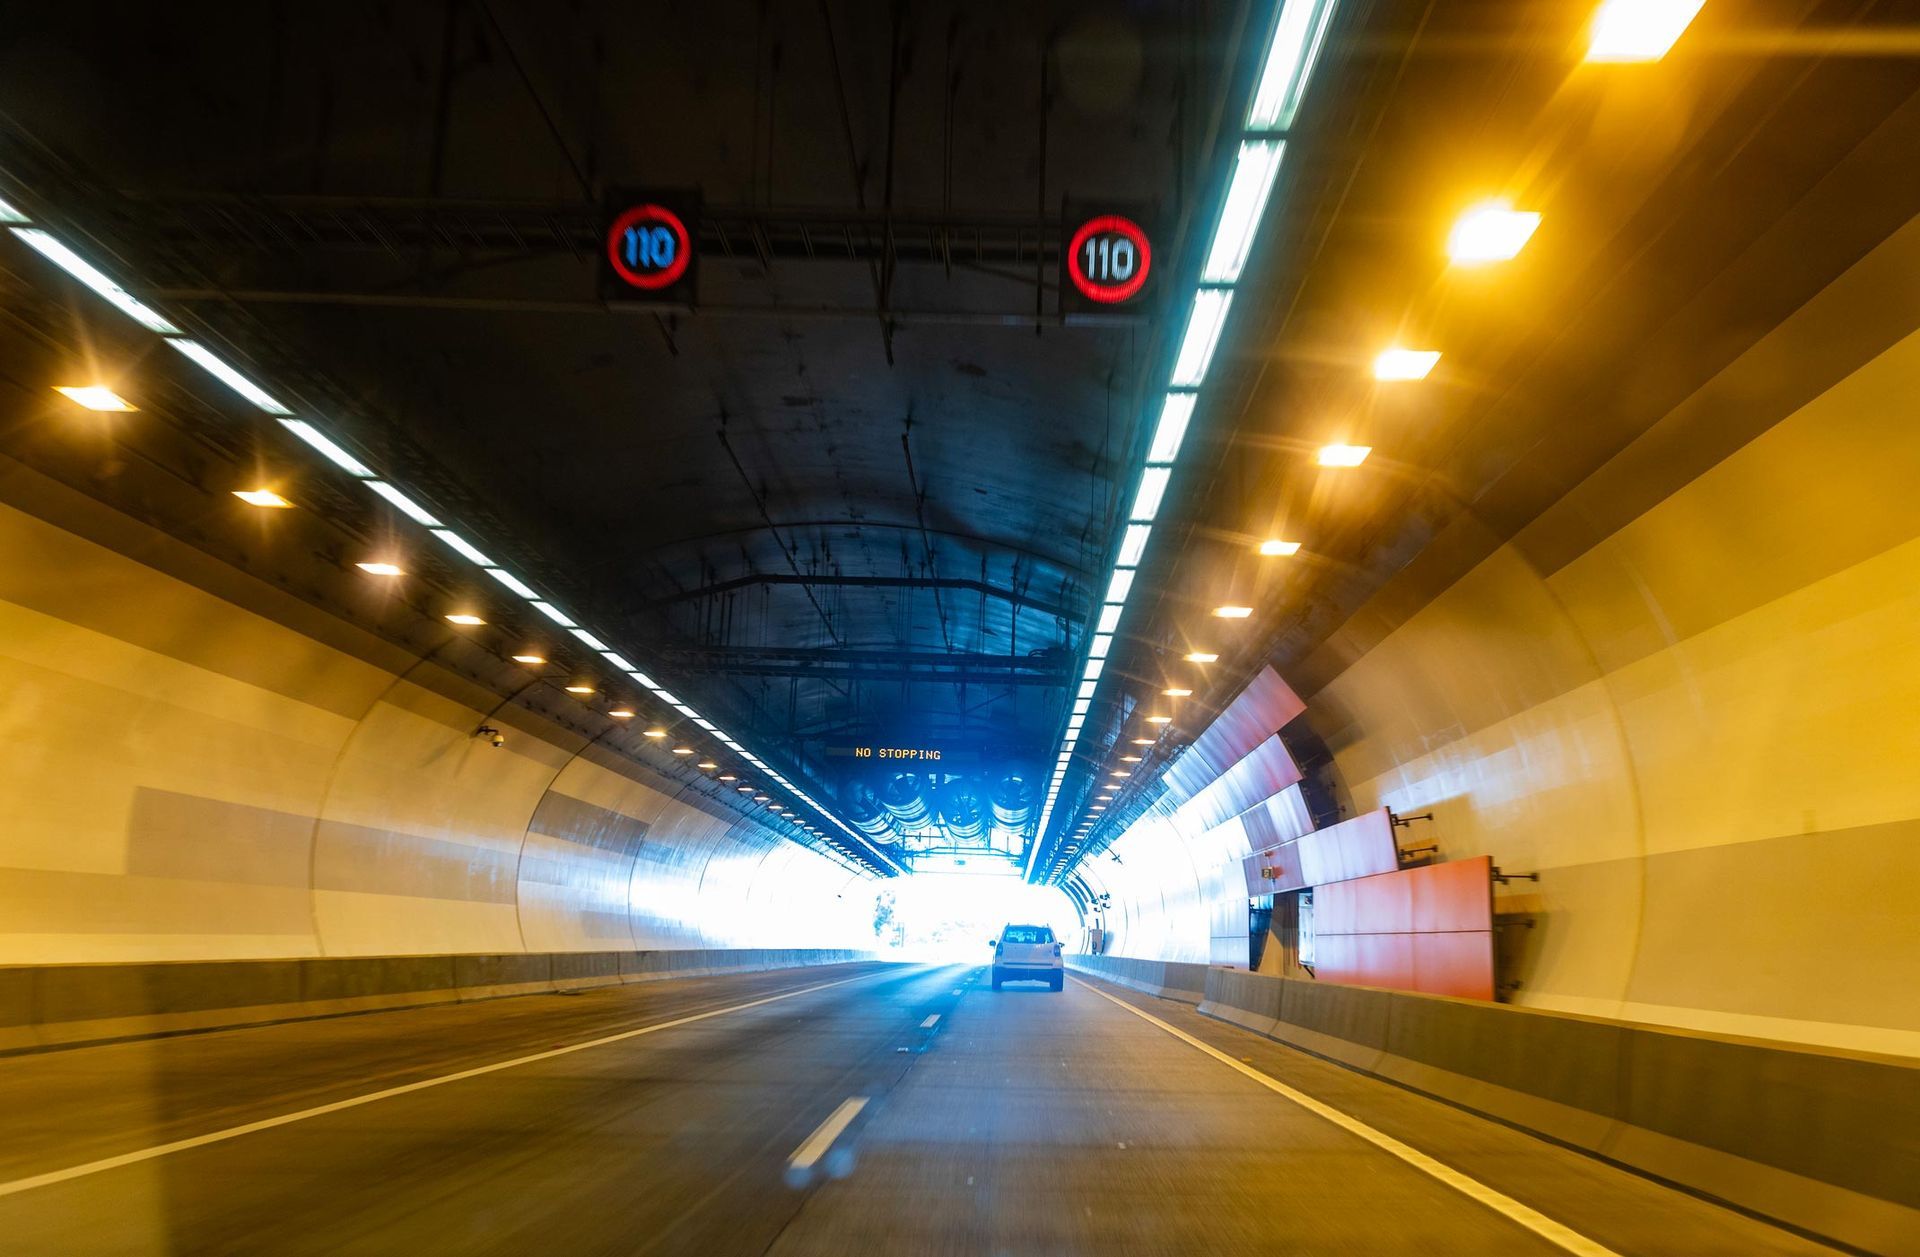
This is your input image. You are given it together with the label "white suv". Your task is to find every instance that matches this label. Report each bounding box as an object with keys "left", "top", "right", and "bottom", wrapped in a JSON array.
[{"left": 991, "top": 924, "right": 1064, "bottom": 992}]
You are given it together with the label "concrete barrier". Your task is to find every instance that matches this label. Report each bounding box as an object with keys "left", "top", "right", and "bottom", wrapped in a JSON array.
[
  {"left": 1066, "top": 954, "right": 1210, "bottom": 1003},
  {"left": 1190, "top": 967, "right": 1919, "bottom": 1255},
  {"left": 0, "top": 949, "right": 876, "bottom": 1053}
]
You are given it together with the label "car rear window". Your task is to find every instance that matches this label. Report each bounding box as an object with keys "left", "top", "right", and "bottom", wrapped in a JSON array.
[{"left": 1002, "top": 926, "right": 1053, "bottom": 944}]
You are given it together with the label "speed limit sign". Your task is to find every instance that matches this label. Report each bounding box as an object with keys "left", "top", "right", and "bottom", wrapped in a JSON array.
[{"left": 1062, "top": 209, "right": 1156, "bottom": 315}]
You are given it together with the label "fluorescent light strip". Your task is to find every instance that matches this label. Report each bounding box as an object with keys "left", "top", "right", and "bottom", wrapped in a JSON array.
[
  {"left": 1201, "top": 141, "right": 1286, "bottom": 283},
  {"left": 486, "top": 568, "right": 538, "bottom": 598},
  {"left": 531, "top": 601, "right": 576, "bottom": 627},
  {"left": 1083, "top": 658, "right": 1105, "bottom": 680},
  {"left": 1104, "top": 568, "right": 1135, "bottom": 605},
  {"left": 1077, "top": 680, "right": 1097, "bottom": 699},
  {"left": 365, "top": 481, "right": 442, "bottom": 527},
  {"left": 1131, "top": 466, "right": 1173, "bottom": 523},
  {"left": 279, "top": 419, "right": 373, "bottom": 478},
  {"left": 10, "top": 228, "right": 180, "bottom": 335},
  {"left": 570, "top": 628, "right": 610, "bottom": 651},
  {"left": 431, "top": 530, "right": 492, "bottom": 566},
  {"left": 629, "top": 672, "right": 661, "bottom": 689},
  {"left": 165, "top": 339, "right": 292, "bottom": 415},
  {"left": 1171, "top": 288, "right": 1233, "bottom": 388},
  {"left": 0, "top": 197, "right": 28, "bottom": 224},
  {"left": 1095, "top": 605, "right": 1122, "bottom": 634},
  {"left": 1247, "top": 0, "right": 1341, "bottom": 131},
  {"left": 603, "top": 653, "right": 639, "bottom": 671},
  {"left": 1117, "top": 523, "right": 1151, "bottom": 568},
  {"left": 1147, "top": 394, "right": 1197, "bottom": 465},
  {"left": 1088, "top": 634, "right": 1114, "bottom": 659}
]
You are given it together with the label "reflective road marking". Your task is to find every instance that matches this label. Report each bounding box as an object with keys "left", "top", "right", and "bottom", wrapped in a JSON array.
[
  {"left": 1075, "top": 979, "right": 1623, "bottom": 1257},
  {"left": 787, "top": 1097, "right": 869, "bottom": 1177},
  {"left": 0, "top": 972, "right": 878, "bottom": 1200}
]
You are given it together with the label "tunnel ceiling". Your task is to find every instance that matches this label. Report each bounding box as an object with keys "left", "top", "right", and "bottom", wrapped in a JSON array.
[{"left": 0, "top": 0, "right": 1915, "bottom": 879}]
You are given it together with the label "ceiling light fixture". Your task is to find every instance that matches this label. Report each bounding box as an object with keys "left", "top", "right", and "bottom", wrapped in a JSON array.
[
  {"left": 1247, "top": 0, "right": 1341, "bottom": 130},
  {"left": 1121, "top": 755, "right": 1143, "bottom": 763},
  {"left": 1163, "top": 688, "right": 1192, "bottom": 698},
  {"left": 564, "top": 684, "right": 594, "bottom": 695},
  {"left": 1184, "top": 652, "right": 1219, "bottom": 664},
  {"left": 1213, "top": 605, "right": 1254, "bottom": 619},
  {"left": 1587, "top": 0, "right": 1703, "bottom": 62},
  {"left": 232, "top": 489, "right": 293, "bottom": 509},
  {"left": 673, "top": 747, "right": 696, "bottom": 756},
  {"left": 11, "top": 229, "right": 180, "bottom": 334},
  {"left": 1170, "top": 288, "right": 1234, "bottom": 388},
  {"left": 1146, "top": 715, "right": 1173, "bottom": 725},
  {"left": 445, "top": 613, "right": 485, "bottom": 626},
  {"left": 1201, "top": 140, "right": 1287, "bottom": 284},
  {"left": 1316, "top": 444, "right": 1372, "bottom": 467},
  {"left": 1258, "top": 539, "right": 1302, "bottom": 556},
  {"left": 356, "top": 561, "right": 404, "bottom": 577},
  {"left": 1448, "top": 201, "right": 1541, "bottom": 264},
  {"left": 1373, "top": 348, "right": 1441, "bottom": 381},
  {"left": 697, "top": 760, "right": 719, "bottom": 770},
  {"left": 608, "top": 710, "right": 635, "bottom": 719},
  {"left": 511, "top": 653, "right": 544, "bottom": 665},
  {"left": 53, "top": 385, "right": 136, "bottom": 411}
]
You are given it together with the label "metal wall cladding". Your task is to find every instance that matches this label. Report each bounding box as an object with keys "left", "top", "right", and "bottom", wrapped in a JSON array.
[
  {"left": 1242, "top": 806, "right": 1398, "bottom": 896},
  {"left": 1158, "top": 667, "right": 1305, "bottom": 812},
  {"left": 1311, "top": 857, "right": 1495, "bottom": 1001}
]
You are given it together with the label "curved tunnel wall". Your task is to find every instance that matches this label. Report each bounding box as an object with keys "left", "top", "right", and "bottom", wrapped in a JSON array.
[
  {"left": 0, "top": 481, "right": 872, "bottom": 965},
  {"left": 1087, "top": 215, "right": 1920, "bottom": 1058}
]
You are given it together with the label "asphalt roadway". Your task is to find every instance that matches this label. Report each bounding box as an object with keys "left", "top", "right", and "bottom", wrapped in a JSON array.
[{"left": 0, "top": 962, "right": 1842, "bottom": 1255}]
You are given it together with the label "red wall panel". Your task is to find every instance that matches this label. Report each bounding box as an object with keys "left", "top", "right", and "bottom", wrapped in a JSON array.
[{"left": 1310, "top": 857, "right": 1494, "bottom": 1001}]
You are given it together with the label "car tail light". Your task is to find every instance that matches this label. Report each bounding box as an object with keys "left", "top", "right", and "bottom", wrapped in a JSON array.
[{"left": 1052, "top": 943, "right": 1062, "bottom": 956}]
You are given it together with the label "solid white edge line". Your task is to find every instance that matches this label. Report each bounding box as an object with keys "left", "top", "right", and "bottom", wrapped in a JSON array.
[
  {"left": 1072, "top": 978, "right": 1623, "bottom": 1257},
  {"left": 787, "top": 1096, "right": 869, "bottom": 1172},
  {"left": 0, "top": 971, "right": 878, "bottom": 1200},
  {"left": 920, "top": 1014, "right": 940, "bottom": 1029}
]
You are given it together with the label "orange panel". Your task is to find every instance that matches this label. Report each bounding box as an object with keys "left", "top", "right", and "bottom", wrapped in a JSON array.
[
  {"left": 1411, "top": 855, "right": 1493, "bottom": 933},
  {"left": 1413, "top": 931, "right": 1496, "bottom": 1000}
]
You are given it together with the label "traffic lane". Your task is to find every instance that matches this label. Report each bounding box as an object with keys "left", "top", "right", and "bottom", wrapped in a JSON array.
[
  {"left": 768, "top": 968, "right": 1576, "bottom": 1256},
  {"left": 1076, "top": 978, "right": 1840, "bottom": 1257},
  {"left": 0, "top": 963, "right": 959, "bottom": 1256},
  {"left": 0, "top": 961, "right": 897, "bottom": 1183}
]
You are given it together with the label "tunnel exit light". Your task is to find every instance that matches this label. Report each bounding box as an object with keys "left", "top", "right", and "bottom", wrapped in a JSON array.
[{"left": 1587, "top": 0, "right": 1704, "bottom": 62}]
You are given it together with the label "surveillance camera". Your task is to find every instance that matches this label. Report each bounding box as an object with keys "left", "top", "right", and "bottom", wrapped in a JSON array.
[{"left": 475, "top": 724, "right": 504, "bottom": 748}]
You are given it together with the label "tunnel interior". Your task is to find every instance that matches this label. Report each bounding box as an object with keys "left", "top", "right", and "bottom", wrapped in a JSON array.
[{"left": 0, "top": 1, "right": 1916, "bottom": 1253}]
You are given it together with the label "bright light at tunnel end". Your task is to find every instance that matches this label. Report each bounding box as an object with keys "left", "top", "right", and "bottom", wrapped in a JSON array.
[{"left": 1028, "top": 0, "right": 1345, "bottom": 884}]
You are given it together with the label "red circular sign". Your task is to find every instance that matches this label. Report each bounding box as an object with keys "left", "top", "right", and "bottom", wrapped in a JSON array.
[
  {"left": 1067, "top": 215, "right": 1152, "bottom": 304},
  {"left": 606, "top": 204, "right": 692, "bottom": 291}
]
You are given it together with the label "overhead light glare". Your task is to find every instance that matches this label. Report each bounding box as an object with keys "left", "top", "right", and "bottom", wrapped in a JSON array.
[
  {"left": 1317, "top": 443, "right": 1371, "bottom": 468},
  {"left": 1374, "top": 348, "right": 1441, "bottom": 381},
  {"left": 165, "top": 339, "right": 292, "bottom": 415},
  {"left": 232, "top": 489, "right": 292, "bottom": 509},
  {"left": 11, "top": 228, "right": 181, "bottom": 334},
  {"left": 564, "top": 684, "right": 595, "bottom": 695},
  {"left": 356, "top": 561, "right": 404, "bottom": 577},
  {"left": 53, "top": 385, "right": 136, "bottom": 412},
  {"left": 1170, "top": 288, "right": 1233, "bottom": 388},
  {"left": 1163, "top": 687, "right": 1192, "bottom": 697},
  {"left": 511, "top": 654, "right": 545, "bottom": 665},
  {"left": 645, "top": 728, "right": 669, "bottom": 739},
  {"left": 697, "top": 761, "right": 719, "bottom": 770},
  {"left": 1201, "top": 141, "right": 1286, "bottom": 283},
  {"left": 1448, "top": 201, "right": 1541, "bottom": 264},
  {"left": 279, "top": 419, "right": 372, "bottom": 478},
  {"left": 1213, "top": 605, "right": 1254, "bottom": 619},
  {"left": 1121, "top": 755, "right": 1143, "bottom": 763},
  {"left": 445, "top": 613, "right": 486, "bottom": 626},
  {"left": 608, "top": 709, "right": 635, "bottom": 719},
  {"left": 365, "top": 480, "right": 442, "bottom": 527},
  {"left": 1146, "top": 715, "right": 1173, "bottom": 725},
  {"left": 1185, "top": 652, "right": 1218, "bottom": 664},
  {"left": 1259, "top": 539, "right": 1302, "bottom": 556},
  {"left": 719, "top": 774, "right": 738, "bottom": 782},
  {"left": 1587, "top": 0, "right": 1704, "bottom": 62},
  {"left": 1247, "top": 0, "right": 1342, "bottom": 131},
  {"left": 1131, "top": 737, "right": 1155, "bottom": 746},
  {"left": 673, "top": 747, "right": 696, "bottom": 756}
]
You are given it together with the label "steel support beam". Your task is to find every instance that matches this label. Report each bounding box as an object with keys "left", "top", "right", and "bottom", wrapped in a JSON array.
[{"left": 654, "top": 573, "right": 1083, "bottom": 623}]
